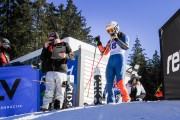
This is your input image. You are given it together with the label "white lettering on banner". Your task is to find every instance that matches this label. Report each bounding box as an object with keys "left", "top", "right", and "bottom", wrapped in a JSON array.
[
  {"left": 68, "top": 66, "right": 74, "bottom": 75},
  {"left": 0, "top": 104, "right": 22, "bottom": 110},
  {"left": 67, "top": 90, "right": 73, "bottom": 106},
  {"left": 167, "top": 50, "right": 180, "bottom": 74}
]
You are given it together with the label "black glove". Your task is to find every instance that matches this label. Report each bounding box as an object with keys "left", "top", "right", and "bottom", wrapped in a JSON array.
[
  {"left": 117, "top": 32, "right": 122, "bottom": 39},
  {"left": 114, "top": 32, "right": 129, "bottom": 50},
  {"left": 94, "top": 36, "right": 102, "bottom": 46},
  {"left": 41, "top": 76, "right": 46, "bottom": 82},
  {"left": 68, "top": 53, "right": 75, "bottom": 60}
]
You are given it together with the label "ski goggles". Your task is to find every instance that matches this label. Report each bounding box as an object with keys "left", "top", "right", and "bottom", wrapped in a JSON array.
[{"left": 106, "top": 26, "right": 115, "bottom": 34}]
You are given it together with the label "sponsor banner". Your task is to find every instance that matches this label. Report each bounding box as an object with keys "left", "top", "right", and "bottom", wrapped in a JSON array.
[
  {"left": 67, "top": 56, "right": 78, "bottom": 106},
  {"left": 159, "top": 9, "right": 180, "bottom": 99},
  {"left": 0, "top": 65, "right": 40, "bottom": 117},
  {"left": 67, "top": 56, "right": 78, "bottom": 85}
]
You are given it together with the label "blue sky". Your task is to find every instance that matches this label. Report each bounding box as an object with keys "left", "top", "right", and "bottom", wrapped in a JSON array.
[{"left": 46, "top": 0, "right": 180, "bottom": 59}]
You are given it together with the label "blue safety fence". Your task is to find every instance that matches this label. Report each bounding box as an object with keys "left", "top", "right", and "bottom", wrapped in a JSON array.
[
  {"left": 0, "top": 56, "right": 78, "bottom": 118},
  {"left": 0, "top": 65, "right": 40, "bottom": 118}
]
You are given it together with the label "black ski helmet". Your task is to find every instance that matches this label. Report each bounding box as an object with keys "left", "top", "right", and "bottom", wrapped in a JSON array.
[{"left": 49, "top": 31, "right": 59, "bottom": 39}]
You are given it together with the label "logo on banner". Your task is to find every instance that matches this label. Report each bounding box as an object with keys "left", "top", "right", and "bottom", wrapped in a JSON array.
[
  {"left": 0, "top": 79, "right": 21, "bottom": 101},
  {"left": 167, "top": 50, "right": 180, "bottom": 74}
]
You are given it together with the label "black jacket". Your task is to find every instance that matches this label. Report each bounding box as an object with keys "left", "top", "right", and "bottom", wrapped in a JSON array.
[{"left": 40, "top": 42, "right": 74, "bottom": 74}]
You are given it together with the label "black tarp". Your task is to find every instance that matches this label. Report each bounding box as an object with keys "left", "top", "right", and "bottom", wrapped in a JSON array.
[{"left": 159, "top": 9, "right": 180, "bottom": 100}]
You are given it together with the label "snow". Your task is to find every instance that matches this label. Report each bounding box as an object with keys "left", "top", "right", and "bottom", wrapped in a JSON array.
[{"left": 1, "top": 100, "right": 180, "bottom": 120}]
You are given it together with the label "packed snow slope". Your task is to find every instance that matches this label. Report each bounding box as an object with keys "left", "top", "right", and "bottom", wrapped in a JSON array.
[{"left": 1, "top": 100, "right": 180, "bottom": 120}]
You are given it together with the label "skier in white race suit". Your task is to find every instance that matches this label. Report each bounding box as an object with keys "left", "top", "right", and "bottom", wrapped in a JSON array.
[{"left": 94, "top": 21, "right": 131, "bottom": 103}]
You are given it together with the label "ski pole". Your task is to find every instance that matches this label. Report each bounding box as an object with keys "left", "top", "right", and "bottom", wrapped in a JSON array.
[
  {"left": 85, "top": 40, "right": 110, "bottom": 90},
  {"left": 85, "top": 38, "right": 112, "bottom": 97},
  {"left": 32, "top": 80, "right": 67, "bottom": 87},
  {"left": 154, "top": 83, "right": 162, "bottom": 95},
  {"left": 85, "top": 40, "right": 111, "bottom": 97},
  {"left": 95, "top": 38, "right": 112, "bottom": 68},
  {"left": 84, "top": 41, "right": 98, "bottom": 91},
  {"left": 95, "top": 37, "right": 112, "bottom": 68}
]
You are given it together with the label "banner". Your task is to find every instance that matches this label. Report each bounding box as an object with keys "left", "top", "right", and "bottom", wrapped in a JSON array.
[
  {"left": 159, "top": 9, "right": 180, "bottom": 99},
  {"left": 0, "top": 65, "right": 40, "bottom": 117},
  {"left": 67, "top": 56, "right": 78, "bottom": 106}
]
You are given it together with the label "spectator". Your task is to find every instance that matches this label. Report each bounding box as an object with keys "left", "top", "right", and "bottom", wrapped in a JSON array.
[
  {"left": 126, "top": 74, "right": 146, "bottom": 101},
  {"left": 0, "top": 38, "right": 11, "bottom": 66},
  {"left": 40, "top": 31, "right": 74, "bottom": 111}
]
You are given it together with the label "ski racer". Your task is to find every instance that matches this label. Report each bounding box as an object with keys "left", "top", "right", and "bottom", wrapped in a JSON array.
[{"left": 94, "top": 21, "right": 131, "bottom": 103}]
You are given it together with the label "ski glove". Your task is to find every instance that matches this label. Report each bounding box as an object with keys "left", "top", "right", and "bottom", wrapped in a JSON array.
[
  {"left": 66, "top": 52, "right": 75, "bottom": 60},
  {"left": 114, "top": 32, "right": 129, "bottom": 50},
  {"left": 94, "top": 36, "right": 102, "bottom": 46},
  {"left": 41, "top": 76, "right": 46, "bottom": 82}
]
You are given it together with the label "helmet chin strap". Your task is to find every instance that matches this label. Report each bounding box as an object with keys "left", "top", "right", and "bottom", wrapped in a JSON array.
[{"left": 110, "top": 33, "right": 115, "bottom": 36}]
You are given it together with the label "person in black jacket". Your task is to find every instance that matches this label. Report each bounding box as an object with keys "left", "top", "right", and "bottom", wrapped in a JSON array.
[
  {"left": 40, "top": 31, "right": 74, "bottom": 111},
  {"left": 126, "top": 74, "right": 146, "bottom": 101}
]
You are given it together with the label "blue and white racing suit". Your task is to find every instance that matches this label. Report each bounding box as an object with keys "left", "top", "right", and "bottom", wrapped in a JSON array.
[{"left": 98, "top": 32, "right": 130, "bottom": 103}]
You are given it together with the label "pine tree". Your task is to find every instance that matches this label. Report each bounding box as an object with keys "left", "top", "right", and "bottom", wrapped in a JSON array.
[
  {"left": 59, "top": 0, "right": 92, "bottom": 43},
  {"left": 0, "top": 0, "right": 93, "bottom": 59},
  {"left": 151, "top": 50, "right": 162, "bottom": 92},
  {"left": 143, "top": 57, "right": 157, "bottom": 100},
  {"left": 128, "top": 37, "right": 156, "bottom": 100},
  {"left": 0, "top": 0, "right": 35, "bottom": 59},
  {"left": 45, "top": 3, "right": 59, "bottom": 31},
  {"left": 143, "top": 51, "right": 161, "bottom": 100},
  {"left": 31, "top": 0, "right": 48, "bottom": 50},
  {"left": 0, "top": 0, "right": 8, "bottom": 36},
  {"left": 128, "top": 37, "right": 147, "bottom": 76}
]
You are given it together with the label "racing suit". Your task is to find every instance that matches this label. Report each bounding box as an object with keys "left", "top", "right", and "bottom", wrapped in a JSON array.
[{"left": 98, "top": 32, "right": 131, "bottom": 103}]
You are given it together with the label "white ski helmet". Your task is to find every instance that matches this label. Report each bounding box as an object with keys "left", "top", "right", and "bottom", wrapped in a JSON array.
[{"left": 106, "top": 21, "right": 120, "bottom": 35}]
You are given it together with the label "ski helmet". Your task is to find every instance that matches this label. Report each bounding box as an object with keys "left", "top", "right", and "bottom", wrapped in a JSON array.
[
  {"left": 1, "top": 38, "right": 11, "bottom": 48},
  {"left": 106, "top": 21, "right": 120, "bottom": 35}
]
